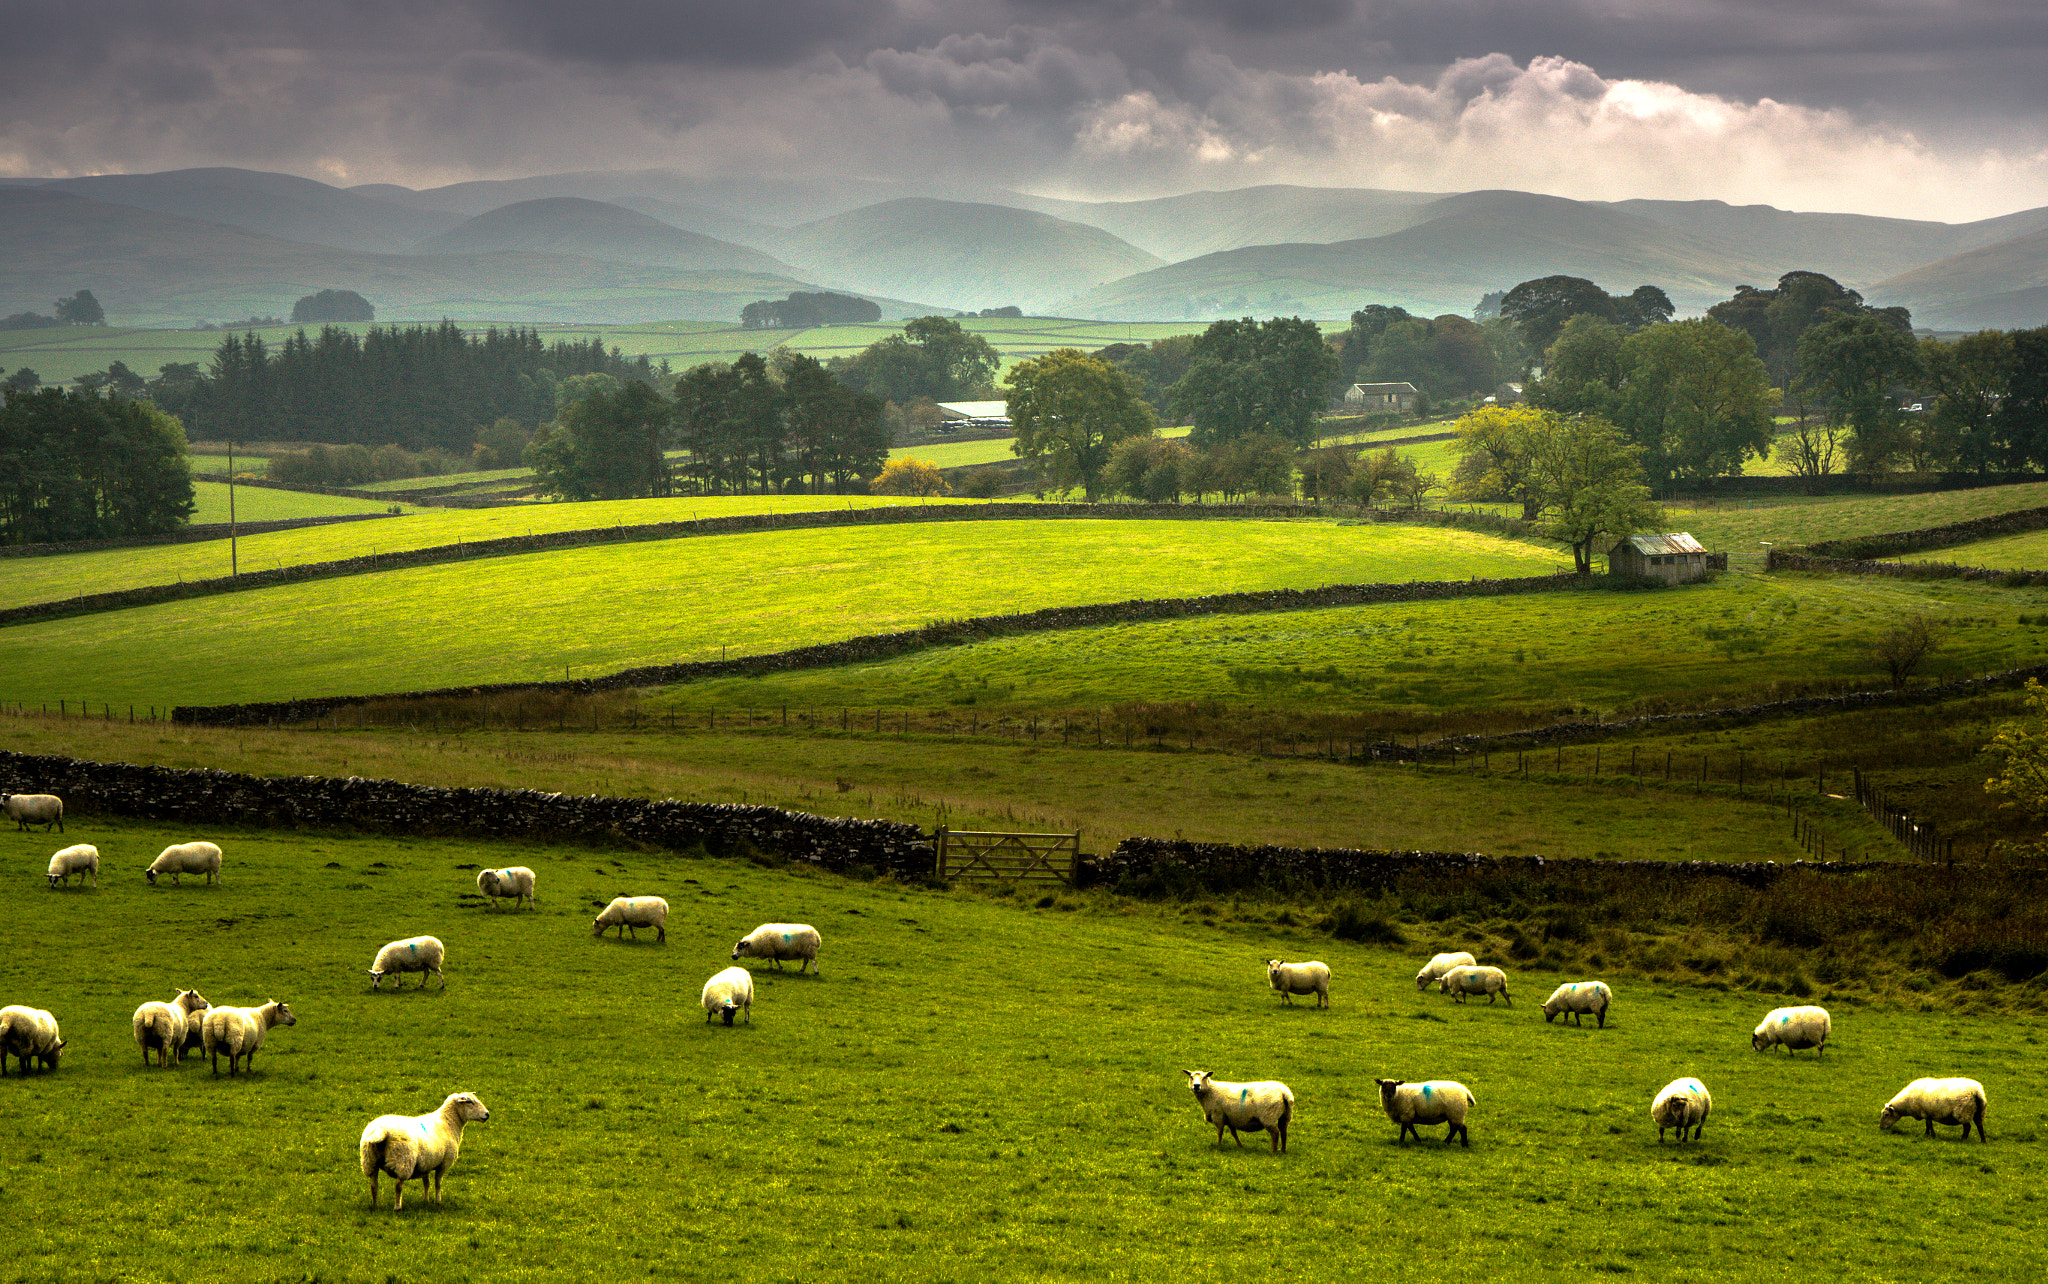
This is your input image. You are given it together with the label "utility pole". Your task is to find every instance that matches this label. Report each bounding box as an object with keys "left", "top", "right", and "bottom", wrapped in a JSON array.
[{"left": 227, "top": 429, "right": 239, "bottom": 577}]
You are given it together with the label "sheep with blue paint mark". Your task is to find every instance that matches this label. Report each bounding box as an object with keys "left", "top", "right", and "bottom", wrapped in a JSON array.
[
  {"left": 47, "top": 844, "right": 98, "bottom": 888},
  {"left": 476, "top": 866, "right": 535, "bottom": 910},
  {"left": 732, "top": 923, "right": 818, "bottom": 973},
  {"left": 1752, "top": 1005, "right": 1830, "bottom": 1056},
  {"left": 701, "top": 966, "right": 754, "bottom": 1026},
  {"left": 1415, "top": 951, "right": 1476, "bottom": 991},
  {"left": 595, "top": 897, "right": 668, "bottom": 943},
  {"left": 359, "top": 1091, "right": 490, "bottom": 1209},
  {"left": 369, "top": 936, "right": 446, "bottom": 989},
  {"left": 1266, "top": 959, "right": 1330, "bottom": 1008},
  {"left": 1375, "top": 1078, "right": 1474, "bottom": 1147},
  {"left": 1542, "top": 980, "right": 1611, "bottom": 1028},
  {"left": 1184, "top": 1070, "right": 1293, "bottom": 1153},
  {"left": 1652, "top": 1077, "right": 1712, "bottom": 1141},
  {"left": 1438, "top": 964, "right": 1512, "bottom": 1005},
  {"left": 1880, "top": 1078, "right": 1986, "bottom": 1141}
]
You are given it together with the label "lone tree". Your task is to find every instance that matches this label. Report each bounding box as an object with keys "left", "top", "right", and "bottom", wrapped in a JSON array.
[
  {"left": 53, "top": 289, "right": 104, "bottom": 325},
  {"left": 1871, "top": 615, "right": 1944, "bottom": 689},
  {"left": 291, "top": 289, "right": 375, "bottom": 324},
  {"left": 1004, "top": 348, "right": 1157, "bottom": 498},
  {"left": 1527, "top": 413, "right": 1661, "bottom": 573},
  {"left": 871, "top": 457, "right": 948, "bottom": 496}
]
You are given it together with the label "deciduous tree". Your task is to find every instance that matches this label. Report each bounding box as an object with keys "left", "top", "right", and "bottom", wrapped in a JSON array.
[
  {"left": 1526, "top": 414, "right": 1660, "bottom": 573},
  {"left": 1004, "top": 348, "right": 1156, "bottom": 498},
  {"left": 1169, "top": 316, "right": 1337, "bottom": 449}
]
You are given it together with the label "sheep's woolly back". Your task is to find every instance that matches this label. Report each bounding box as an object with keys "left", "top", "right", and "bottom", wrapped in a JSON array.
[
  {"left": 732, "top": 923, "right": 820, "bottom": 972},
  {"left": 1415, "top": 951, "right": 1477, "bottom": 989},
  {"left": 701, "top": 966, "right": 755, "bottom": 1024},
  {"left": 1753, "top": 1005, "right": 1831, "bottom": 1053}
]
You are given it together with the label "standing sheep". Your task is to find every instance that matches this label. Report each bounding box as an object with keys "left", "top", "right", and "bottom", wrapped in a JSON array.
[
  {"left": 731, "top": 923, "right": 819, "bottom": 973},
  {"left": 359, "top": 1091, "right": 491, "bottom": 1210},
  {"left": 1542, "top": 981, "right": 1612, "bottom": 1028},
  {"left": 1752, "top": 1005, "right": 1831, "bottom": 1056},
  {"left": 1651, "top": 1077, "right": 1712, "bottom": 1142},
  {"left": 594, "top": 896, "right": 668, "bottom": 943},
  {"left": 476, "top": 867, "right": 535, "bottom": 910},
  {"left": 3, "top": 793, "right": 63, "bottom": 833},
  {"left": 0, "top": 1006, "right": 65, "bottom": 1076},
  {"left": 132, "top": 989, "right": 209, "bottom": 1067},
  {"left": 1183, "top": 1070, "right": 1294, "bottom": 1153},
  {"left": 1880, "top": 1078, "right": 1987, "bottom": 1141},
  {"left": 1438, "top": 965, "right": 1512, "bottom": 1006},
  {"left": 1415, "top": 951, "right": 1476, "bottom": 991},
  {"left": 201, "top": 1000, "right": 296, "bottom": 1077},
  {"left": 1375, "top": 1078, "right": 1475, "bottom": 1147},
  {"left": 1266, "top": 959, "right": 1330, "bottom": 1008},
  {"left": 146, "top": 842, "right": 222, "bottom": 886},
  {"left": 369, "top": 936, "right": 446, "bottom": 990},
  {"left": 701, "top": 966, "right": 754, "bottom": 1026},
  {"left": 46, "top": 844, "right": 99, "bottom": 888}
]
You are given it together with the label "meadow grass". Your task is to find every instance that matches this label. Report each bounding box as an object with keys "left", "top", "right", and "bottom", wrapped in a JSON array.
[
  {"left": 0, "top": 521, "right": 1562, "bottom": 706},
  {"left": 0, "top": 817, "right": 2038, "bottom": 1283},
  {"left": 2, "top": 713, "right": 1888, "bottom": 862},
  {"left": 1663, "top": 482, "right": 2048, "bottom": 552},
  {"left": 1911, "top": 527, "right": 2048, "bottom": 572},
  {"left": 186, "top": 481, "right": 403, "bottom": 524}
]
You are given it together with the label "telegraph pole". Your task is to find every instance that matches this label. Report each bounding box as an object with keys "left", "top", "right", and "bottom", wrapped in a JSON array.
[{"left": 228, "top": 431, "right": 239, "bottom": 578}]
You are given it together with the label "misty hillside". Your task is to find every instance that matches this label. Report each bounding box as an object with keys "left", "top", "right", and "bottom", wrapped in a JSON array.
[
  {"left": 413, "top": 197, "right": 797, "bottom": 275},
  {"left": 356, "top": 170, "right": 990, "bottom": 228},
  {"left": 773, "top": 198, "right": 1166, "bottom": 313},
  {"left": 41, "top": 167, "right": 462, "bottom": 255},
  {"left": 605, "top": 196, "right": 788, "bottom": 254},
  {"left": 1871, "top": 225, "right": 2048, "bottom": 329},
  {"left": 1017, "top": 185, "right": 1447, "bottom": 261},
  {"left": 0, "top": 188, "right": 881, "bottom": 326}
]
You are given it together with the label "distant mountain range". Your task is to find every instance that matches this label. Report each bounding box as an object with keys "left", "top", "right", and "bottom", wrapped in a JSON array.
[{"left": 2, "top": 165, "right": 2044, "bottom": 330}]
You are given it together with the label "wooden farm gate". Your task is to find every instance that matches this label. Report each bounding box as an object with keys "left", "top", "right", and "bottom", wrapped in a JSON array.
[{"left": 934, "top": 828, "right": 1081, "bottom": 885}]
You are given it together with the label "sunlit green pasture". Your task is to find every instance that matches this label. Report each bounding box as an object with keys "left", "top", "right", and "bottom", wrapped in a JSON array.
[
  {"left": 0, "top": 494, "right": 983, "bottom": 610},
  {"left": 184, "top": 481, "right": 404, "bottom": 525},
  {"left": 1666, "top": 482, "right": 2048, "bottom": 553},
  {"left": 0, "top": 521, "right": 1561, "bottom": 706},
  {"left": 1, "top": 817, "right": 2037, "bottom": 1283},
  {"left": 642, "top": 569, "right": 2048, "bottom": 719},
  {"left": 1911, "top": 527, "right": 2048, "bottom": 572}
]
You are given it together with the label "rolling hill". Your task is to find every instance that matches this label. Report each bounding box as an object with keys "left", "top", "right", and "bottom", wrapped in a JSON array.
[
  {"left": 40, "top": 167, "right": 462, "bottom": 254},
  {"left": 1015, "top": 184, "right": 1447, "bottom": 262},
  {"left": 1870, "top": 225, "right": 2048, "bottom": 329},
  {"left": 412, "top": 197, "right": 797, "bottom": 275}
]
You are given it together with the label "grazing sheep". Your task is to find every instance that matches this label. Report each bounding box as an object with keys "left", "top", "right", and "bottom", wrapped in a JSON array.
[
  {"left": 369, "top": 936, "right": 446, "bottom": 990},
  {"left": 594, "top": 896, "right": 669, "bottom": 943},
  {"left": 1880, "top": 1078, "right": 1987, "bottom": 1141},
  {"left": 201, "top": 1000, "right": 296, "bottom": 1077},
  {"left": 46, "top": 844, "right": 98, "bottom": 888},
  {"left": 146, "top": 842, "right": 222, "bottom": 886},
  {"left": 0, "top": 1006, "right": 65, "bottom": 1076},
  {"left": 1542, "top": 981, "right": 1612, "bottom": 1028},
  {"left": 1266, "top": 959, "right": 1331, "bottom": 1008},
  {"left": 359, "top": 1091, "right": 491, "bottom": 1210},
  {"left": 1651, "top": 1077, "right": 1712, "bottom": 1142},
  {"left": 1375, "top": 1078, "right": 1475, "bottom": 1147},
  {"left": 1183, "top": 1070, "right": 1294, "bottom": 1153},
  {"left": 476, "top": 866, "right": 535, "bottom": 910},
  {"left": 1752, "top": 1005, "right": 1831, "bottom": 1056},
  {"left": 1415, "top": 951, "right": 1477, "bottom": 991},
  {"left": 731, "top": 922, "right": 819, "bottom": 973},
  {"left": 1438, "top": 964, "right": 1513, "bottom": 1006},
  {"left": 132, "top": 989, "right": 209, "bottom": 1067},
  {"left": 701, "top": 966, "right": 754, "bottom": 1026},
  {"left": 3, "top": 793, "right": 63, "bottom": 833}
]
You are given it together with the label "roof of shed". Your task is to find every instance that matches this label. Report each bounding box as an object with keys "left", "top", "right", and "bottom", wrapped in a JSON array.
[
  {"left": 1619, "top": 532, "right": 1706, "bottom": 555},
  {"left": 935, "top": 401, "right": 1009, "bottom": 419}
]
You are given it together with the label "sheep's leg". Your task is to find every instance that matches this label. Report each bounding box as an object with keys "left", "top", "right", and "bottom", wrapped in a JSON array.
[
  {"left": 431, "top": 1169, "right": 443, "bottom": 1204},
  {"left": 1925, "top": 1119, "right": 1936, "bottom": 1137},
  {"left": 368, "top": 1172, "right": 379, "bottom": 1207}
]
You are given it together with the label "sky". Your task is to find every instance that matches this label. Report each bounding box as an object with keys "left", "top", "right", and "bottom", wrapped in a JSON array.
[{"left": 5, "top": 0, "right": 2047, "bottom": 223}]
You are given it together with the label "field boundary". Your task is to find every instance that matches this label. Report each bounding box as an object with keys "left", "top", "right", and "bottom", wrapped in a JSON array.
[
  {"left": 1792, "top": 502, "right": 2048, "bottom": 564},
  {"left": 0, "top": 500, "right": 1535, "bottom": 631},
  {"left": 1769, "top": 548, "right": 2048, "bottom": 585},
  {"left": 1662, "top": 470, "right": 2048, "bottom": 500},
  {"left": 0, "top": 512, "right": 402, "bottom": 559},
  {"left": 171, "top": 569, "right": 1602, "bottom": 725}
]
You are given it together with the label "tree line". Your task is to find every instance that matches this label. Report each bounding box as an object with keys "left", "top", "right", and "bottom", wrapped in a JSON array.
[{"left": 0, "top": 387, "right": 194, "bottom": 544}]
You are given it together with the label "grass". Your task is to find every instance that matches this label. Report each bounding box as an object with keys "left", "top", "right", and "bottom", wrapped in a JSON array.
[
  {"left": 187, "top": 481, "right": 405, "bottom": 524},
  {"left": 1664, "top": 482, "right": 2048, "bottom": 552},
  {"left": 2, "top": 816, "right": 2040, "bottom": 1283},
  {"left": 1912, "top": 527, "right": 2048, "bottom": 572},
  {"left": 0, "top": 521, "right": 1564, "bottom": 706}
]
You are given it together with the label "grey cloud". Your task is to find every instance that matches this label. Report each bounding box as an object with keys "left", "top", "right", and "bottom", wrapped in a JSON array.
[{"left": 485, "top": 0, "right": 890, "bottom": 67}]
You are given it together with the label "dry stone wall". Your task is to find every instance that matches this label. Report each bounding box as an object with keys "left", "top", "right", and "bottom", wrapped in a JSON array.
[{"left": 1793, "top": 504, "right": 2048, "bottom": 565}]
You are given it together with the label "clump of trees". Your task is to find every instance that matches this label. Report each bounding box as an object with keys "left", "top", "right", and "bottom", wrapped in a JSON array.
[
  {"left": 1099, "top": 433, "right": 1296, "bottom": 503},
  {"left": 871, "top": 458, "right": 948, "bottom": 496},
  {"left": 1003, "top": 348, "right": 1156, "bottom": 498},
  {"left": 2, "top": 290, "right": 105, "bottom": 330},
  {"left": 1500, "top": 276, "right": 1673, "bottom": 352},
  {"left": 829, "top": 316, "right": 1002, "bottom": 406},
  {"left": 1090, "top": 336, "right": 1195, "bottom": 418},
  {"left": 1338, "top": 305, "right": 1525, "bottom": 404},
  {"left": 1169, "top": 316, "right": 1338, "bottom": 449},
  {"left": 0, "top": 387, "right": 193, "bottom": 543},
  {"left": 291, "top": 290, "right": 374, "bottom": 323},
  {"left": 266, "top": 442, "right": 473, "bottom": 487},
  {"left": 1449, "top": 404, "right": 1660, "bottom": 572},
  {"left": 740, "top": 292, "right": 881, "bottom": 329}
]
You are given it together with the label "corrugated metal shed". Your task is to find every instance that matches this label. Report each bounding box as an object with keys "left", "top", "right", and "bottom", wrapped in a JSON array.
[{"left": 1621, "top": 532, "right": 1706, "bottom": 556}]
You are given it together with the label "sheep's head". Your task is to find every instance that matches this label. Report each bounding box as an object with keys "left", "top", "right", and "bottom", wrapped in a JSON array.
[
  {"left": 1374, "top": 1078, "right": 1405, "bottom": 1104},
  {"left": 42, "top": 1039, "right": 65, "bottom": 1069},
  {"left": 591, "top": 917, "right": 607, "bottom": 936},
  {"left": 270, "top": 1001, "right": 297, "bottom": 1027},
  {"left": 145, "top": 867, "right": 158, "bottom": 884},
  {"left": 46, "top": 873, "right": 59, "bottom": 887},
  {"left": 1879, "top": 1103, "right": 1904, "bottom": 1130},
  {"left": 1751, "top": 1031, "right": 1768, "bottom": 1052},
  {"left": 449, "top": 1092, "right": 490, "bottom": 1123},
  {"left": 730, "top": 938, "right": 751, "bottom": 960},
  {"left": 1183, "top": 1070, "right": 1212, "bottom": 1096},
  {"left": 479, "top": 870, "right": 501, "bottom": 894},
  {"left": 1438, "top": 974, "right": 1454, "bottom": 993},
  {"left": 720, "top": 1001, "right": 737, "bottom": 1027},
  {"left": 179, "top": 989, "right": 210, "bottom": 1013}
]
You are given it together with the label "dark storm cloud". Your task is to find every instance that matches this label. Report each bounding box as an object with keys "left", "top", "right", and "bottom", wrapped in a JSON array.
[{"left": 487, "top": 0, "right": 888, "bottom": 67}]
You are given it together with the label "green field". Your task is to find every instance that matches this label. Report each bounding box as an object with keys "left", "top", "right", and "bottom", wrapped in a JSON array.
[
  {"left": 1666, "top": 482, "right": 2048, "bottom": 552},
  {"left": 186, "top": 481, "right": 404, "bottom": 525},
  {"left": 1913, "top": 527, "right": 2048, "bottom": 571},
  {"left": 2, "top": 817, "right": 2036, "bottom": 1283},
  {"left": 0, "top": 522, "right": 1562, "bottom": 707}
]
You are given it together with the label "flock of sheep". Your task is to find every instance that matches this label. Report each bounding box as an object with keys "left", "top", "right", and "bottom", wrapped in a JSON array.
[{"left": 1201, "top": 951, "right": 1991, "bottom": 1152}]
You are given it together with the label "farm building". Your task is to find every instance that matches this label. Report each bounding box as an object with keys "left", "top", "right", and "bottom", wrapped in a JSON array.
[
  {"left": 1344, "top": 382, "right": 1419, "bottom": 413},
  {"left": 934, "top": 401, "right": 1011, "bottom": 433},
  {"left": 1611, "top": 532, "right": 1710, "bottom": 583}
]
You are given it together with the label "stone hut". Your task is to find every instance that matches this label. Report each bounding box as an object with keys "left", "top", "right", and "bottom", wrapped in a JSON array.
[{"left": 1610, "top": 532, "right": 1709, "bottom": 583}]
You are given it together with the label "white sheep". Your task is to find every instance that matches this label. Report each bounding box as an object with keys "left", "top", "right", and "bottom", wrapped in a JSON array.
[
  {"left": 359, "top": 1091, "right": 491, "bottom": 1210},
  {"left": 1651, "top": 1077, "right": 1712, "bottom": 1142},
  {"left": 1752, "top": 1005, "right": 1831, "bottom": 1056},
  {"left": 1415, "top": 951, "right": 1476, "bottom": 991},
  {"left": 1542, "top": 981, "right": 1612, "bottom": 1028},
  {"left": 369, "top": 936, "right": 446, "bottom": 990},
  {"left": 1879, "top": 1078, "right": 1987, "bottom": 1141},
  {"left": 46, "top": 843, "right": 99, "bottom": 888},
  {"left": 594, "top": 896, "right": 669, "bottom": 943},
  {"left": 476, "top": 866, "right": 536, "bottom": 910},
  {"left": 731, "top": 922, "right": 819, "bottom": 973},
  {"left": 132, "top": 988, "right": 209, "bottom": 1067},
  {"left": 701, "top": 966, "right": 755, "bottom": 1026},
  {"left": 201, "top": 1000, "right": 296, "bottom": 1077},
  {"left": 1183, "top": 1070, "right": 1294, "bottom": 1153},
  {"left": 0, "top": 1005, "right": 65, "bottom": 1076},
  {"left": 1266, "top": 959, "right": 1330, "bottom": 1008},
  {"left": 1438, "top": 964, "right": 1512, "bottom": 1005},
  {"left": 146, "top": 842, "right": 222, "bottom": 886},
  {"left": 3, "top": 793, "right": 63, "bottom": 833},
  {"left": 1375, "top": 1078, "right": 1475, "bottom": 1147}
]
